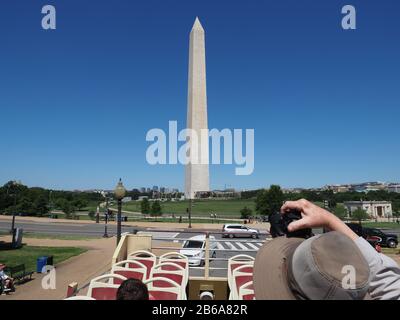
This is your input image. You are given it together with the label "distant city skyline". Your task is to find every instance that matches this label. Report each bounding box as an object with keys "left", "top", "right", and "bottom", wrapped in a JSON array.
[
  {"left": 3, "top": 180, "right": 400, "bottom": 193},
  {"left": 1, "top": 1, "right": 399, "bottom": 191}
]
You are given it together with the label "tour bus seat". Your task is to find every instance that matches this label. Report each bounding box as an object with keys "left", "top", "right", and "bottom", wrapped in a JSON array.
[
  {"left": 87, "top": 274, "right": 127, "bottom": 300},
  {"left": 238, "top": 281, "right": 255, "bottom": 300},
  {"left": 229, "top": 265, "right": 253, "bottom": 300},
  {"left": 127, "top": 250, "right": 157, "bottom": 279},
  {"left": 144, "top": 277, "right": 184, "bottom": 300}
]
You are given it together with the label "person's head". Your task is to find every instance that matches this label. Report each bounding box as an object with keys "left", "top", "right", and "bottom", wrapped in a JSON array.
[
  {"left": 253, "top": 231, "right": 371, "bottom": 300},
  {"left": 116, "top": 279, "right": 149, "bottom": 300}
]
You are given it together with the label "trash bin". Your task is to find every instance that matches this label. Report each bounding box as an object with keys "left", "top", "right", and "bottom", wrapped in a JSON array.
[
  {"left": 46, "top": 255, "right": 54, "bottom": 266},
  {"left": 37, "top": 256, "right": 48, "bottom": 273}
]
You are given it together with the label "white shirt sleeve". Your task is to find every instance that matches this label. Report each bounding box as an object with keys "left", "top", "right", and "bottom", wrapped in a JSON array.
[{"left": 355, "top": 237, "right": 400, "bottom": 300}]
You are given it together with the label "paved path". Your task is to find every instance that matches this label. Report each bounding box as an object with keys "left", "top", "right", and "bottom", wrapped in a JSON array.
[{"left": 0, "top": 236, "right": 116, "bottom": 300}]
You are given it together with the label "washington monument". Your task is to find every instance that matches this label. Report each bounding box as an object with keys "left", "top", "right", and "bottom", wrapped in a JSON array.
[{"left": 185, "top": 17, "right": 210, "bottom": 199}]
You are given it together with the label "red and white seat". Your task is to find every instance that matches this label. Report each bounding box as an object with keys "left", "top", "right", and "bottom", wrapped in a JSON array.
[
  {"left": 159, "top": 252, "right": 189, "bottom": 282},
  {"left": 127, "top": 250, "right": 157, "bottom": 279},
  {"left": 150, "top": 262, "right": 187, "bottom": 299},
  {"left": 227, "top": 254, "right": 254, "bottom": 293},
  {"left": 111, "top": 260, "right": 148, "bottom": 283},
  {"left": 238, "top": 281, "right": 255, "bottom": 300},
  {"left": 227, "top": 254, "right": 255, "bottom": 290},
  {"left": 229, "top": 264, "right": 253, "bottom": 300},
  {"left": 144, "top": 277, "right": 184, "bottom": 300},
  {"left": 87, "top": 274, "right": 127, "bottom": 300}
]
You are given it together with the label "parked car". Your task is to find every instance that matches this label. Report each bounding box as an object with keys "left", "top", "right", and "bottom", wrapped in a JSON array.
[
  {"left": 362, "top": 227, "right": 398, "bottom": 249},
  {"left": 345, "top": 223, "right": 364, "bottom": 237},
  {"left": 180, "top": 235, "right": 217, "bottom": 266},
  {"left": 345, "top": 223, "right": 398, "bottom": 249},
  {"left": 222, "top": 224, "right": 260, "bottom": 239}
]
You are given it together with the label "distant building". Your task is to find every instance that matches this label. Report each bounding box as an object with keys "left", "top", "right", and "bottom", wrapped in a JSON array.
[
  {"left": 325, "top": 185, "right": 351, "bottom": 193},
  {"left": 350, "top": 182, "right": 387, "bottom": 193},
  {"left": 282, "top": 188, "right": 304, "bottom": 194},
  {"left": 192, "top": 190, "right": 241, "bottom": 199},
  {"left": 388, "top": 184, "right": 400, "bottom": 193},
  {"left": 344, "top": 201, "right": 392, "bottom": 218},
  {"left": 121, "top": 197, "right": 132, "bottom": 203},
  {"left": 152, "top": 186, "right": 159, "bottom": 192}
]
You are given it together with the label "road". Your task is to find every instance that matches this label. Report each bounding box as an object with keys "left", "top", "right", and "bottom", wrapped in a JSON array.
[{"left": 0, "top": 219, "right": 137, "bottom": 237}]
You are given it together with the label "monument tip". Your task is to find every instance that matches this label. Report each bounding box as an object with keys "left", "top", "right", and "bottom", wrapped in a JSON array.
[{"left": 192, "top": 17, "right": 204, "bottom": 31}]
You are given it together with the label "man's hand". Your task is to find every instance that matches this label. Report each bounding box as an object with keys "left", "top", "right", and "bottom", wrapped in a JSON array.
[
  {"left": 280, "top": 199, "right": 332, "bottom": 231},
  {"left": 280, "top": 199, "right": 358, "bottom": 241}
]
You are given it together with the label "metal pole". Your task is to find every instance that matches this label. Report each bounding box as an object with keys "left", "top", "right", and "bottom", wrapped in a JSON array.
[
  {"left": 117, "top": 199, "right": 122, "bottom": 246},
  {"left": 49, "top": 190, "right": 52, "bottom": 216},
  {"left": 188, "top": 198, "right": 192, "bottom": 229},
  {"left": 103, "top": 211, "right": 109, "bottom": 238},
  {"left": 11, "top": 192, "right": 17, "bottom": 246},
  {"left": 204, "top": 232, "right": 210, "bottom": 280}
]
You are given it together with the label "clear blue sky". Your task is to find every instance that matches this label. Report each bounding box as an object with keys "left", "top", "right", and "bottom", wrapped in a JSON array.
[{"left": 0, "top": 0, "right": 399, "bottom": 191}]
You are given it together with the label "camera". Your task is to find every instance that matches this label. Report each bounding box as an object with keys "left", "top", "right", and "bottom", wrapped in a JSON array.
[{"left": 269, "top": 210, "right": 314, "bottom": 239}]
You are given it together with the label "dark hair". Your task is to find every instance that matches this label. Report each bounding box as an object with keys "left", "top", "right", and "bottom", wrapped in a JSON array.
[{"left": 116, "top": 279, "right": 149, "bottom": 300}]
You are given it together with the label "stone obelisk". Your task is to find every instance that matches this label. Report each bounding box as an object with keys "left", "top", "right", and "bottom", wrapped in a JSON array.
[{"left": 185, "top": 17, "right": 210, "bottom": 199}]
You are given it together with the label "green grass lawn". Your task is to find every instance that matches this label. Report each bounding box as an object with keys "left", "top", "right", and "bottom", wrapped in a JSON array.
[
  {"left": 23, "top": 232, "right": 100, "bottom": 241},
  {"left": 0, "top": 245, "right": 87, "bottom": 273},
  {"left": 119, "top": 199, "right": 256, "bottom": 218},
  {"left": 382, "top": 247, "right": 400, "bottom": 255},
  {"left": 362, "top": 222, "right": 400, "bottom": 229}
]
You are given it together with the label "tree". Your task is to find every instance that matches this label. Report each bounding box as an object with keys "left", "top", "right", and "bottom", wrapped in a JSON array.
[
  {"left": 141, "top": 198, "right": 150, "bottom": 215},
  {"left": 151, "top": 201, "right": 162, "bottom": 221},
  {"left": 16, "top": 197, "right": 35, "bottom": 215},
  {"left": 34, "top": 195, "right": 49, "bottom": 216},
  {"left": 351, "top": 208, "right": 369, "bottom": 224},
  {"left": 321, "top": 191, "right": 337, "bottom": 209},
  {"left": 392, "top": 201, "right": 400, "bottom": 215},
  {"left": 255, "top": 185, "right": 284, "bottom": 216},
  {"left": 72, "top": 199, "right": 88, "bottom": 211},
  {"left": 240, "top": 206, "right": 253, "bottom": 219},
  {"left": 333, "top": 204, "right": 348, "bottom": 220},
  {"left": 58, "top": 199, "right": 74, "bottom": 218}
]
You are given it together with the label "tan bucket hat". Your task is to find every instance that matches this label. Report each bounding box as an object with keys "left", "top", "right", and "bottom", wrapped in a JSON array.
[{"left": 253, "top": 231, "right": 370, "bottom": 300}]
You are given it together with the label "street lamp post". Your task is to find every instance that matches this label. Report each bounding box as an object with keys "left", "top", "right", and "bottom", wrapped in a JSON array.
[
  {"left": 103, "top": 210, "right": 109, "bottom": 238},
  {"left": 188, "top": 198, "right": 192, "bottom": 229},
  {"left": 8, "top": 181, "right": 20, "bottom": 247},
  {"left": 11, "top": 191, "right": 17, "bottom": 246},
  {"left": 114, "top": 178, "right": 126, "bottom": 246}
]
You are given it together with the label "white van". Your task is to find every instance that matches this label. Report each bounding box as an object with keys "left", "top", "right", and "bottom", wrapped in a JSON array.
[{"left": 180, "top": 235, "right": 217, "bottom": 266}]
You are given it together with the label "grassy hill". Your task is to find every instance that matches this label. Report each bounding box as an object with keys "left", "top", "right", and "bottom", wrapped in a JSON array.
[{"left": 120, "top": 199, "right": 256, "bottom": 218}]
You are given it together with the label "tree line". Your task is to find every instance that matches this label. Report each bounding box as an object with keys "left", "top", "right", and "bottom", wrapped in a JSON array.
[
  {"left": 0, "top": 181, "right": 104, "bottom": 217},
  {"left": 248, "top": 185, "right": 400, "bottom": 222}
]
